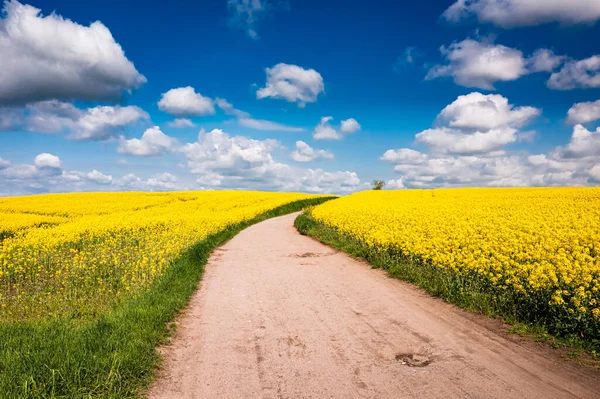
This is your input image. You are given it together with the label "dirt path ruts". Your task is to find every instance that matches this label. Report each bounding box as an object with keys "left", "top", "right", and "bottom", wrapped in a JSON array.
[{"left": 150, "top": 213, "right": 600, "bottom": 399}]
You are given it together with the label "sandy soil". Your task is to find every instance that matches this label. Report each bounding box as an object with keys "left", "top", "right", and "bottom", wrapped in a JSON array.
[{"left": 149, "top": 213, "right": 600, "bottom": 399}]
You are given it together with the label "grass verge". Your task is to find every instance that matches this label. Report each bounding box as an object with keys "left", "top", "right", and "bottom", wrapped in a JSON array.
[
  {"left": 0, "top": 197, "right": 335, "bottom": 398},
  {"left": 294, "top": 212, "right": 600, "bottom": 360}
]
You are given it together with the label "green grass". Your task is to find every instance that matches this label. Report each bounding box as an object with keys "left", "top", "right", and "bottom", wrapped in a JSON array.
[
  {"left": 294, "top": 211, "right": 600, "bottom": 359},
  {"left": 0, "top": 197, "right": 335, "bottom": 398}
]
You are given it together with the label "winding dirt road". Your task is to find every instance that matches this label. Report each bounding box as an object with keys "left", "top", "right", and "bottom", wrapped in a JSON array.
[{"left": 150, "top": 213, "right": 600, "bottom": 399}]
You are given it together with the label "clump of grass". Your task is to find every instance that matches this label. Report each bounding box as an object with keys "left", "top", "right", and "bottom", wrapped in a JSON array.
[{"left": 0, "top": 197, "right": 335, "bottom": 398}]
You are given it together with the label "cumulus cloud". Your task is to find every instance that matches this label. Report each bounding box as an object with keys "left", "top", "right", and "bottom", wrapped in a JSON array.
[
  {"left": 85, "top": 170, "right": 112, "bottom": 184},
  {"left": 563, "top": 124, "right": 600, "bottom": 158},
  {"left": 0, "top": 100, "right": 149, "bottom": 139},
  {"left": 437, "top": 92, "right": 541, "bottom": 131},
  {"left": 381, "top": 95, "right": 600, "bottom": 188},
  {"left": 547, "top": 56, "right": 600, "bottom": 90},
  {"left": 527, "top": 49, "right": 566, "bottom": 73},
  {"left": 34, "top": 153, "right": 61, "bottom": 169},
  {"left": 426, "top": 38, "right": 564, "bottom": 90},
  {"left": 415, "top": 93, "right": 540, "bottom": 155},
  {"left": 0, "top": 153, "right": 119, "bottom": 194},
  {"left": 181, "top": 128, "right": 280, "bottom": 176},
  {"left": 67, "top": 105, "right": 149, "bottom": 140},
  {"left": 340, "top": 118, "right": 361, "bottom": 134},
  {"left": 442, "top": 0, "right": 600, "bottom": 28},
  {"left": 426, "top": 39, "right": 526, "bottom": 90},
  {"left": 313, "top": 116, "right": 361, "bottom": 140},
  {"left": 257, "top": 63, "right": 325, "bottom": 107},
  {"left": 114, "top": 172, "right": 185, "bottom": 192},
  {"left": 146, "top": 172, "right": 179, "bottom": 190},
  {"left": 416, "top": 127, "right": 518, "bottom": 155},
  {"left": 181, "top": 128, "right": 360, "bottom": 193},
  {"left": 167, "top": 118, "right": 195, "bottom": 128},
  {"left": 0, "top": 1, "right": 146, "bottom": 105},
  {"left": 382, "top": 150, "right": 589, "bottom": 189},
  {"left": 118, "top": 126, "right": 178, "bottom": 157},
  {"left": 386, "top": 178, "right": 405, "bottom": 189},
  {"left": 291, "top": 141, "right": 334, "bottom": 162},
  {"left": 158, "top": 87, "right": 215, "bottom": 117},
  {"left": 381, "top": 148, "right": 428, "bottom": 164},
  {"left": 567, "top": 100, "right": 600, "bottom": 125}
]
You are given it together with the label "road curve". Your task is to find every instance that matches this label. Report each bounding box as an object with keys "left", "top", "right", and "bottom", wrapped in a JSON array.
[{"left": 150, "top": 213, "right": 600, "bottom": 399}]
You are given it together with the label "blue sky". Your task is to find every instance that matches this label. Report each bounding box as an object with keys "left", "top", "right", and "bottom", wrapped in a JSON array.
[{"left": 1, "top": 0, "right": 600, "bottom": 195}]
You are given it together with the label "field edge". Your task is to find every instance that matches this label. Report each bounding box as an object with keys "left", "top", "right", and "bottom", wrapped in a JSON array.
[
  {"left": 294, "top": 211, "right": 600, "bottom": 363},
  {"left": 0, "top": 196, "right": 336, "bottom": 399}
]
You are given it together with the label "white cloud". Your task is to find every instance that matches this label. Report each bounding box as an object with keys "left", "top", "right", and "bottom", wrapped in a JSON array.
[
  {"left": 313, "top": 116, "right": 361, "bottom": 140},
  {"left": 567, "top": 100, "right": 600, "bottom": 125},
  {"left": 146, "top": 172, "right": 179, "bottom": 190},
  {"left": 158, "top": 87, "right": 215, "bottom": 117},
  {"left": 181, "top": 128, "right": 280, "bottom": 175},
  {"left": 215, "top": 98, "right": 250, "bottom": 118},
  {"left": 114, "top": 172, "right": 184, "bottom": 192},
  {"left": 291, "top": 141, "right": 334, "bottom": 162},
  {"left": 167, "top": 118, "right": 195, "bottom": 128},
  {"left": 0, "top": 153, "right": 117, "bottom": 194},
  {"left": 426, "top": 39, "right": 526, "bottom": 90},
  {"left": 85, "top": 170, "right": 112, "bottom": 184},
  {"left": 563, "top": 124, "right": 600, "bottom": 158},
  {"left": 381, "top": 100, "right": 600, "bottom": 188},
  {"left": 118, "top": 126, "right": 178, "bottom": 157},
  {"left": 418, "top": 93, "right": 540, "bottom": 156},
  {"left": 34, "top": 153, "right": 61, "bottom": 169},
  {"left": 416, "top": 127, "right": 519, "bottom": 155},
  {"left": 0, "top": 0, "right": 146, "bottom": 105},
  {"left": 1, "top": 164, "right": 41, "bottom": 180},
  {"left": 181, "top": 128, "right": 360, "bottom": 193},
  {"left": 386, "top": 178, "right": 405, "bottom": 189},
  {"left": 297, "top": 169, "right": 360, "bottom": 194},
  {"left": 0, "top": 101, "right": 149, "bottom": 139},
  {"left": 257, "top": 63, "right": 325, "bottom": 107},
  {"left": 381, "top": 151, "right": 579, "bottom": 189},
  {"left": 340, "top": 118, "right": 361, "bottom": 134},
  {"left": 426, "top": 38, "right": 563, "bottom": 90},
  {"left": 527, "top": 49, "right": 565, "bottom": 73},
  {"left": 443, "top": 0, "right": 600, "bottom": 28},
  {"left": 381, "top": 148, "right": 428, "bottom": 164},
  {"left": 227, "top": 0, "right": 268, "bottom": 39},
  {"left": 68, "top": 105, "right": 149, "bottom": 140},
  {"left": 547, "top": 56, "right": 600, "bottom": 90},
  {"left": 313, "top": 117, "right": 339, "bottom": 140},
  {"left": 238, "top": 117, "right": 304, "bottom": 132},
  {"left": 438, "top": 92, "right": 541, "bottom": 131}
]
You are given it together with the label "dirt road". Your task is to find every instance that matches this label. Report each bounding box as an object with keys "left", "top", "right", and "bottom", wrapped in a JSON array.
[{"left": 150, "top": 213, "right": 600, "bottom": 399}]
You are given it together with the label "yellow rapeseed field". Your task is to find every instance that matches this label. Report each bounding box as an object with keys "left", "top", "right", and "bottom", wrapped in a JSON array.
[
  {"left": 0, "top": 191, "right": 319, "bottom": 321},
  {"left": 311, "top": 188, "right": 600, "bottom": 334}
]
